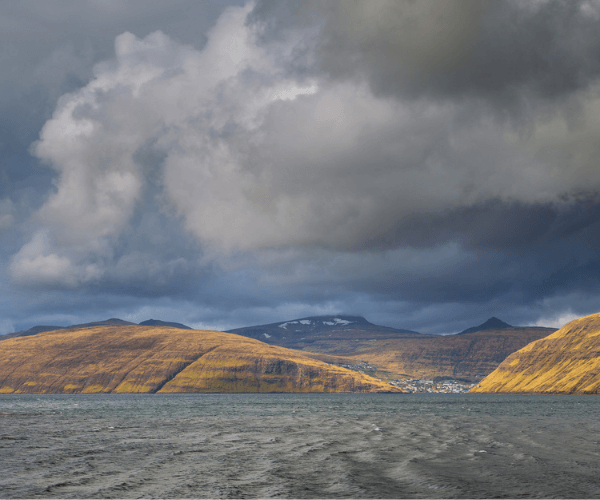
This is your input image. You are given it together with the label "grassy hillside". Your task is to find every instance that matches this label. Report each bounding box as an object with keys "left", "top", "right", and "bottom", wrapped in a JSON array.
[
  {"left": 471, "top": 313, "right": 600, "bottom": 394},
  {"left": 0, "top": 325, "right": 399, "bottom": 393}
]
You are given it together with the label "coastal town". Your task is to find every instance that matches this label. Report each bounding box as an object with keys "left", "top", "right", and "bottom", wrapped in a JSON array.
[
  {"left": 388, "top": 378, "right": 477, "bottom": 393},
  {"left": 337, "top": 361, "right": 477, "bottom": 393}
]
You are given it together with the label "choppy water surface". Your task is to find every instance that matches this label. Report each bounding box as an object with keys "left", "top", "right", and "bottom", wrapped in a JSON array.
[{"left": 1, "top": 394, "right": 599, "bottom": 499}]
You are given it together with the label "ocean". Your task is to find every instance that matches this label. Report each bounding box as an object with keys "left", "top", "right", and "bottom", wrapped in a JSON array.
[{"left": 1, "top": 393, "right": 599, "bottom": 499}]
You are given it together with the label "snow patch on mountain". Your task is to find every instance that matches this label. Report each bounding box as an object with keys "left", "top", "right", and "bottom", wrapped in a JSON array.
[
  {"left": 279, "top": 317, "right": 355, "bottom": 328},
  {"left": 333, "top": 318, "right": 353, "bottom": 325},
  {"left": 279, "top": 321, "right": 299, "bottom": 329}
]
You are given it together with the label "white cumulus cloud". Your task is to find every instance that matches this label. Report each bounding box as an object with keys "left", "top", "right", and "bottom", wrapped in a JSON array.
[{"left": 10, "top": 0, "right": 600, "bottom": 288}]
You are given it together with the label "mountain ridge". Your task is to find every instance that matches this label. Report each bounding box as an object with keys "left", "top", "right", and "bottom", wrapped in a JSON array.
[
  {"left": 138, "top": 319, "right": 191, "bottom": 329},
  {"left": 1, "top": 314, "right": 557, "bottom": 383},
  {"left": 1, "top": 318, "right": 135, "bottom": 341},
  {"left": 0, "top": 325, "right": 399, "bottom": 393},
  {"left": 2, "top": 318, "right": 189, "bottom": 340}
]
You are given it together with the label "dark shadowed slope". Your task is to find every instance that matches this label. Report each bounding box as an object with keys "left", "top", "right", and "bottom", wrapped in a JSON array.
[
  {"left": 459, "top": 317, "right": 512, "bottom": 334},
  {"left": 0, "top": 325, "right": 64, "bottom": 340},
  {"left": 1, "top": 318, "right": 136, "bottom": 341},
  {"left": 323, "top": 327, "right": 558, "bottom": 382},
  {"left": 138, "top": 319, "right": 192, "bottom": 329}
]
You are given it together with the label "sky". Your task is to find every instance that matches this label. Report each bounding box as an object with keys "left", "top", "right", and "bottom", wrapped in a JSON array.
[{"left": 2, "top": 0, "right": 600, "bottom": 335}]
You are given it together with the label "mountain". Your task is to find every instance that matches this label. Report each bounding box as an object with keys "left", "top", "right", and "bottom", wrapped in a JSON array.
[
  {"left": 458, "top": 317, "right": 512, "bottom": 334},
  {"left": 2, "top": 318, "right": 192, "bottom": 342},
  {"left": 139, "top": 319, "right": 191, "bottom": 329},
  {"left": 1, "top": 314, "right": 556, "bottom": 383},
  {"left": 471, "top": 312, "right": 600, "bottom": 394},
  {"left": 0, "top": 325, "right": 64, "bottom": 340},
  {"left": 0, "top": 325, "right": 399, "bottom": 393},
  {"left": 227, "top": 316, "right": 555, "bottom": 381},
  {"left": 71, "top": 318, "right": 136, "bottom": 328},
  {"left": 1, "top": 318, "right": 137, "bottom": 341},
  {"left": 227, "top": 315, "right": 422, "bottom": 346}
]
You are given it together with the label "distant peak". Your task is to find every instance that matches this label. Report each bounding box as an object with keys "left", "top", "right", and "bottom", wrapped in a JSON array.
[
  {"left": 68, "top": 318, "right": 136, "bottom": 328},
  {"left": 139, "top": 319, "right": 191, "bottom": 330},
  {"left": 484, "top": 317, "right": 512, "bottom": 328},
  {"left": 459, "top": 317, "right": 512, "bottom": 335}
]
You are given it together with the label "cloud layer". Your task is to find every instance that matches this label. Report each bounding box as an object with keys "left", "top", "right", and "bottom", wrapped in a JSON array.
[{"left": 3, "top": 0, "right": 600, "bottom": 333}]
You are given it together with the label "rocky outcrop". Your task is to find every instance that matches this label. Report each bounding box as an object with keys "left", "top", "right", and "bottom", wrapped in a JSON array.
[
  {"left": 471, "top": 312, "right": 600, "bottom": 394},
  {"left": 0, "top": 325, "right": 399, "bottom": 393}
]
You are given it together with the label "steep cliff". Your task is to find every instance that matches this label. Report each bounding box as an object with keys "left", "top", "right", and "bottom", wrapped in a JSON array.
[
  {"left": 0, "top": 325, "right": 399, "bottom": 393},
  {"left": 471, "top": 313, "right": 600, "bottom": 394}
]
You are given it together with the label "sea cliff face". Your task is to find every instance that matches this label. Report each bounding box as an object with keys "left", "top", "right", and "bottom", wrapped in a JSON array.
[
  {"left": 0, "top": 325, "right": 399, "bottom": 393},
  {"left": 471, "top": 313, "right": 600, "bottom": 394}
]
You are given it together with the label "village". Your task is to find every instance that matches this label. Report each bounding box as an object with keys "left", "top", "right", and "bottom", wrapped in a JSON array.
[
  {"left": 388, "top": 378, "right": 477, "bottom": 393},
  {"left": 337, "top": 361, "right": 477, "bottom": 393}
]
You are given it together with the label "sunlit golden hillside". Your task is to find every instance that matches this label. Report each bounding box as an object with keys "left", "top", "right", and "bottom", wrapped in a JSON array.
[
  {"left": 471, "top": 312, "right": 600, "bottom": 394},
  {"left": 0, "top": 325, "right": 399, "bottom": 393}
]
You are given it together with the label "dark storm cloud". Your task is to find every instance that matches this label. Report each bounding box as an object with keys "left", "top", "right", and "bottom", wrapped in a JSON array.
[
  {"left": 242, "top": 0, "right": 600, "bottom": 328},
  {"left": 2, "top": 0, "right": 600, "bottom": 335},
  {"left": 250, "top": 0, "right": 600, "bottom": 106}
]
